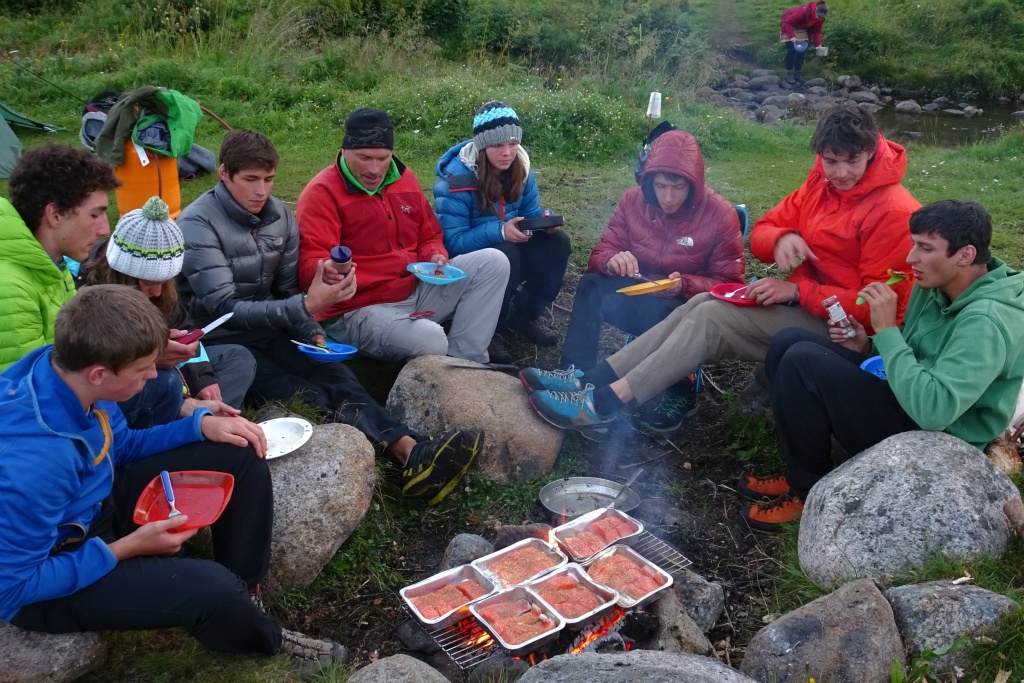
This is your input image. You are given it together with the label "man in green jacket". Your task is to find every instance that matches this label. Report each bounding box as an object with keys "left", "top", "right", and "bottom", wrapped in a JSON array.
[
  {"left": 740, "top": 200, "right": 1024, "bottom": 530},
  {"left": 0, "top": 144, "right": 120, "bottom": 370}
]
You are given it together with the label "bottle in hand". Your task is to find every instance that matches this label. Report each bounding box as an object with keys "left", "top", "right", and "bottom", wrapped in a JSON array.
[{"left": 822, "top": 295, "right": 857, "bottom": 338}]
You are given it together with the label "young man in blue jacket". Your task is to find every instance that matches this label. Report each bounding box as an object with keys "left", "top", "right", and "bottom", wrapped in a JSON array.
[{"left": 0, "top": 285, "right": 347, "bottom": 667}]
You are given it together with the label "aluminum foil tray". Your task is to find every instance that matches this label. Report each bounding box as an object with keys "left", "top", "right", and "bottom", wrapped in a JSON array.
[
  {"left": 552, "top": 507, "right": 644, "bottom": 563},
  {"left": 525, "top": 563, "right": 619, "bottom": 631},
  {"left": 472, "top": 537, "right": 568, "bottom": 589},
  {"left": 400, "top": 564, "right": 498, "bottom": 628},
  {"left": 469, "top": 586, "right": 565, "bottom": 656},
  {"left": 583, "top": 544, "right": 673, "bottom": 609}
]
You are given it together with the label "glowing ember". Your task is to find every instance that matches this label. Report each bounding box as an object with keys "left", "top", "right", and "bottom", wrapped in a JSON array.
[
  {"left": 568, "top": 607, "right": 626, "bottom": 654},
  {"left": 466, "top": 632, "right": 493, "bottom": 647},
  {"left": 547, "top": 528, "right": 557, "bottom": 545}
]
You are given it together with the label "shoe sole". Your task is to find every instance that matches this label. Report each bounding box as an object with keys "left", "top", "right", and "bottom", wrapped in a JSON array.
[
  {"left": 638, "top": 407, "right": 696, "bottom": 436},
  {"left": 735, "top": 482, "right": 789, "bottom": 502},
  {"left": 739, "top": 510, "right": 785, "bottom": 533},
  {"left": 528, "top": 396, "right": 610, "bottom": 442},
  {"left": 426, "top": 430, "right": 483, "bottom": 506}
]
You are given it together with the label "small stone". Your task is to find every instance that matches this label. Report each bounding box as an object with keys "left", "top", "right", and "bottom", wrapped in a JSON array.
[
  {"left": 1011, "top": 110, "right": 1024, "bottom": 120},
  {"left": 348, "top": 653, "right": 449, "bottom": 683},
  {"left": 943, "top": 108, "right": 966, "bottom": 116},
  {"left": 963, "top": 106, "right": 979, "bottom": 117},
  {"left": 395, "top": 619, "right": 440, "bottom": 655},
  {"left": 804, "top": 78, "right": 827, "bottom": 88},
  {"left": 849, "top": 91, "right": 880, "bottom": 104},
  {"left": 440, "top": 533, "right": 494, "bottom": 571},
  {"left": 895, "top": 100, "right": 922, "bottom": 115},
  {"left": 494, "top": 523, "right": 552, "bottom": 549},
  {"left": 922, "top": 103, "right": 941, "bottom": 112},
  {"left": 749, "top": 75, "right": 781, "bottom": 89},
  {"left": 756, "top": 105, "right": 782, "bottom": 124}
]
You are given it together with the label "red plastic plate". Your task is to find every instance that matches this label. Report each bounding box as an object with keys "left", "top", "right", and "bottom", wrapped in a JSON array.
[
  {"left": 710, "top": 283, "right": 759, "bottom": 307},
  {"left": 133, "top": 470, "right": 235, "bottom": 532}
]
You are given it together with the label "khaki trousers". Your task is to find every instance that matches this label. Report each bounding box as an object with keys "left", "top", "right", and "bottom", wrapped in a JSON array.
[{"left": 605, "top": 292, "right": 828, "bottom": 404}]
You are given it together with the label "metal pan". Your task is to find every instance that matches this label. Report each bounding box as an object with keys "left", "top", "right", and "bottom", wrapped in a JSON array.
[
  {"left": 539, "top": 477, "right": 641, "bottom": 524},
  {"left": 469, "top": 586, "right": 565, "bottom": 656},
  {"left": 525, "top": 563, "right": 619, "bottom": 631},
  {"left": 552, "top": 507, "right": 644, "bottom": 563},
  {"left": 400, "top": 564, "right": 497, "bottom": 628},
  {"left": 472, "top": 537, "right": 568, "bottom": 589},
  {"left": 583, "top": 545, "right": 673, "bottom": 610}
]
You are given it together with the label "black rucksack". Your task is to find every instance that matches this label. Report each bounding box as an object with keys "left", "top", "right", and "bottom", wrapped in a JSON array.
[{"left": 634, "top": 120, "right": 678, "bottom": 185}]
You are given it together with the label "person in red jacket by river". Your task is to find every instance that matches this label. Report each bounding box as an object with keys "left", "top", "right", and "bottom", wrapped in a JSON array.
[
  {"left": 781, "top": 1, "right": 828, "bottom": 84},
  {"left": 559, "top": 129, "right": 744, "bottom": 434},
  {"left": 520, "top": 105, "right": 921, "bottom": 442}
]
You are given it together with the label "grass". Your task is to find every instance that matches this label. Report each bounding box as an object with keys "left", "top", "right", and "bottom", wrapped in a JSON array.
[{"left": 4, "top": 0, "right": 1024, "bottom": 680}]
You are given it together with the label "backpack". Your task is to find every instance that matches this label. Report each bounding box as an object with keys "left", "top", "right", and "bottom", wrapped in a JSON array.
[{"left": 634, "top": 120, "right": 678, "bottom": 185}]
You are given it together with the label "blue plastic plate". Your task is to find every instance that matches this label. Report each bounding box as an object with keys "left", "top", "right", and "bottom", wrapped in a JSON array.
[
  {"left": 407, "top": 262, "right": 467, "bottom": 285},
  {"left": 859, "top": 355, "right": 887, "bottom": 381},
  {"left": 296, "top": 341, "right": 358, "bottom": 362}
]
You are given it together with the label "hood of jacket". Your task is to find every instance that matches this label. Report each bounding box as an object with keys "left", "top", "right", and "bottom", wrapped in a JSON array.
[
  {"left": 0, "top": 199, "right": 67, "bottom": 284},
  {"left": 924, "top": 258, "right": 1024, "bottom": 318},
  {"left": 638, "top": 130, "right": 708, "bottom": 214},
  {"left": 436, "top": 140, "right": 532, "bottom": 180}
]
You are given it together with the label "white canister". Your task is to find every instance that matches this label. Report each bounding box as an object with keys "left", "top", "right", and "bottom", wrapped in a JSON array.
[
  {"left": 646, "top": 91, "right": 662, "bottom": 118},
  {"left": 816, "top": 46, "right": 829, "bottom": 57}
]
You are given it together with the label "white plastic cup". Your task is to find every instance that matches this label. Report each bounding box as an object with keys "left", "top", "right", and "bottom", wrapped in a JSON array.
[{"left": 646, "top": 91, "right": 662, "bottom": 118}]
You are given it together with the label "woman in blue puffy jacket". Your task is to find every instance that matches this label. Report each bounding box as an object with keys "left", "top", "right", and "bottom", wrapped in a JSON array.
[{"left": 433, "top": 101, "right": 570, "bottom": 355}]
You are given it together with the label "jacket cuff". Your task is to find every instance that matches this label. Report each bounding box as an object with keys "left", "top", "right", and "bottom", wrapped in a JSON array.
[{"left": 191, "top": 407, "right": 213, "bottom": 441}]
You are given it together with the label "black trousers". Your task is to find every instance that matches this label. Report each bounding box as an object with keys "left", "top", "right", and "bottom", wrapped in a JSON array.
[
  {"left": 216, "top": 331, "right": 415, "bottom": 448},
  {"left": 784, "top": 42, "right": 806, "bottom": 72},
  {"left": 765, "top": 328, "right": 920, "bottom": 493},
  {"left": 492, "top": 229, "right": 571, "bottom": 320},
  {"left": 12, "top": 442, "right": 281, "bottom": 655},
  {"left": 560, "top": 273, "right": 685, "bottom": 370}
]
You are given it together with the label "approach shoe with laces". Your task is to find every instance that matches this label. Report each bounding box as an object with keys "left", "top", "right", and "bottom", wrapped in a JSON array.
[
  {"left": 519, "top": 365, "right": 583, "bottom": 393},
  {"left": 401, "top": 428, "right": 482, "bottom": 505},
  {"left": 639, "top": 387, "right": 697, "bottom": 436},
  {"left": 488, "top": 336, "right": 514, "bottom": 365},
  {"left": 736, "top": 473, "right": 791, "bottom": 501},
  {"left": 740, "top": 489, "right": 805, "bottom": 532},
  {"left": 279, "top": 628, "right": 350, "bottom": 672},
  {"left": 507, "top": 312, "right": 559, "bottom": 347},
  {"left": 529, "top": 383, "right": 614, "bottom": 441}
]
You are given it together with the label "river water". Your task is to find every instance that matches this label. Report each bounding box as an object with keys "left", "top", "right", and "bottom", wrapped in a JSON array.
[{"left": 874, "top": 101, "right": 1021, "bottom": 146}]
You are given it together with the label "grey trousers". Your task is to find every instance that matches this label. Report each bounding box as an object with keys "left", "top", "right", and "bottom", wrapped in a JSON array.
[
  {"left": 324, "top": 249, "right": 509, "bottom": 363},
  {"left": 206, "top": 344, "right": 257, "bottom": 409},
  {"left": 605, "top": 292, "right": 828, "bottom": 404}
]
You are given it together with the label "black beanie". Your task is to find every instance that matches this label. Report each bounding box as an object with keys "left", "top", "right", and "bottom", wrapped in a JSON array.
[{"left": 343, "top": 108, "right": 394, "bottom": 150}]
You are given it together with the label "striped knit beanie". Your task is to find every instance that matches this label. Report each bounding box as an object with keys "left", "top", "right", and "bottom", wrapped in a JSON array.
[
  {"left": 473, "top": 101, "right": 523, "bottom": 149},
  {"left": 107, "top": 196, "right": 185, "bottom": 281}
]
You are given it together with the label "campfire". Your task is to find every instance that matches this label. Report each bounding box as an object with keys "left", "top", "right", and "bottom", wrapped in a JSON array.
[{"left": 400, "top": 507, "right": 692, "bottom": 679}]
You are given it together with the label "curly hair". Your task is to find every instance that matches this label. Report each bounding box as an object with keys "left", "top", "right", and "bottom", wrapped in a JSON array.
[{"left": 8, "top": 143, "right": 120, "bottom": 233}]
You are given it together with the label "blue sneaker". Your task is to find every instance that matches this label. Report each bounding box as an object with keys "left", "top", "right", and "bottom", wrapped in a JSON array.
[
  {"left": 519, "top": 365, "right": 584, "bottom": 393},
  {"left": 529, "top": 383, "right": 614, "bottom": 441}
]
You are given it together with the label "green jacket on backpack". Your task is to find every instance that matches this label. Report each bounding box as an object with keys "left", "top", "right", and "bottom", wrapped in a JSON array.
[{"left": 0, "top": 198, "right": 76, "bottom": 371}]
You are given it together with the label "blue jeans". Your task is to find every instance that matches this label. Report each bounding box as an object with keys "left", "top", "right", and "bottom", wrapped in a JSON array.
[{"left": 118, "top": 368, "right": 184, "bottom": 429}]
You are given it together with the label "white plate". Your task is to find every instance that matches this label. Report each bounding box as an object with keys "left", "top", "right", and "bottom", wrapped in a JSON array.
[{"left": 259, "top": 417, "right": 313, "bottom": 459}]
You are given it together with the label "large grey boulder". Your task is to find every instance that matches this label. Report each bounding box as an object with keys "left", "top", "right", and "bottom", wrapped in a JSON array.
[
  {"left": 741, "top": 579, "right": 904, "bottom": 683},
  {"left": 673, "top": 569, "right": 726, "bottom": 632},
  {"left": 646, "top": 589, "right": 712, "bottom": 655},
  {"left": 799, "top": 432, "right": 1021, "bottom": 589},
  {"left": 386, "top": 356, "right": 564, "bottom": 484},
  {"left": 885, "top": 581, "right": 1018, "bottom": 675},
  {"left": 0, "top": 623, "right": 106, "bottom": 683},
  {"left": 518, "top": 650, "right": 760, "bottom": 682},
  {"left": 347, "top": 653, "right": 448, "bottom": 683},
  {"left": 264, "top": 422, "right": 376, "bottom": 594}
]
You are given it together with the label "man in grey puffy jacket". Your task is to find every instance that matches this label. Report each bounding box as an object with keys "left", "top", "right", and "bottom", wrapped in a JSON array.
[{"left": 177, "top": 130, "right": 481, "bottom": 505}]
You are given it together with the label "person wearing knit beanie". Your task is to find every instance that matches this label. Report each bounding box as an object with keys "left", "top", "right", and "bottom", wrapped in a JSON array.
[
  {"left": 432, "top": 100, "right": 571, "bottom": 355},
  {"left": 472, "top": 101, "right": 523, "bottom": 150},
  {"left": 107, "top": 196, "right": 185, "bottom": 281}
]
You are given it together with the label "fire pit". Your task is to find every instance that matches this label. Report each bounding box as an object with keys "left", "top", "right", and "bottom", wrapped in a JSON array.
[{"left": 401, "top": 509, "right": 692, "bottom": 677}]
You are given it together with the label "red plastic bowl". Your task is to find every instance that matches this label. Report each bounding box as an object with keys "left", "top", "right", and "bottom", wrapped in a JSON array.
[
  {"left": 133, "top": 470, "right": 235, "bottom": 532},
  {"left": 710, "top": 282, "right": 759, "bottom": 307}
]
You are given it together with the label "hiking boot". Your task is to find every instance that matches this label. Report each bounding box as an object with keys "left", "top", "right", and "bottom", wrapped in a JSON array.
[
  {"left": 507, "top": 312, "right": 558, "bottom": 347},
  {"left": 785, "top": 70, "right": 796, "bottom": 85},
  {"left": 401, "top": 428, "right": 482, "bottom": 505},
  {"left": 487, "top": 336, "right": 514, "bottom": 365},
  {"left": 736, "top": 473, "right": 791, "bottom": 501},
  {"left": 250, "top": 584, "right": 265, "bottom": 612},
  {"left": 519, "top": 365, "right": 583, "bottom": 393},
  {"left": 794, "top": 70, "right": 805, "bottom": 84},
  {"left": 279, "top": 628, "right": 350, "bottom": 671},
  {"left": 529, "top": 384, "right": 614, "bottom": 441},
  {"left": 740, "top": 489, "right": 805, "bottom": 532},
  {"left": 639, "top": 384, "right": 697, "bottom": 436}
]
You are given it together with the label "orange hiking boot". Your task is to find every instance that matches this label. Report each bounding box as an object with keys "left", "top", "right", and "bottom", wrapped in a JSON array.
[
  {"left": 736, "top": 473, "right": 791, "bottom": 501},
  {"left": 740, "top": 490, "right": 805, "bottom": 532}
]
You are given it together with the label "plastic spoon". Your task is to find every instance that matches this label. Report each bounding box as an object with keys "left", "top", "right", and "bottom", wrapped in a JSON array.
[
  {"left": 631, "top": 273, "right": 658, "bottom": 285},
  {"left": 609, "top": 468, "right": 644, "bottom": 510},
  {"left": 160, "top": 471, "right": 182, "bottom": 519},
  {"left": 290, "top": 339, "right": 330, "bottom": 353}
]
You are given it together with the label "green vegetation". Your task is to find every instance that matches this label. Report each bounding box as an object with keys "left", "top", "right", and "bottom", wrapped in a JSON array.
[{"left": 4, "top": 0, "right": 1024, "bottom": 680}]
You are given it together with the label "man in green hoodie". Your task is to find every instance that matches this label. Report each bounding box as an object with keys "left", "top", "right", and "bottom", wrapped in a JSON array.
[
  {"left": 0, "top": 144, "right": 120, "bottom": 370},
  {"left": 740, "top": 199, "right": 1024, "bottom": 531}
]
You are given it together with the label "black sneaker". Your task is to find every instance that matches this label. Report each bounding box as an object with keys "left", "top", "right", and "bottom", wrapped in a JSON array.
[
  {"left": 402, "top": 428, "right": 483, "bottom": 505},
  {"left": 507, "top": 312, "right": 558, "bottom": 347},
  {"left": 488, "top": 336, "right": 514, "bottom": 364},
  {"left": 639, "top": 382, "right": 697, "bottom": 435},
  {"left": 279, "top": 628, "right": 349, "bottom": 670}
]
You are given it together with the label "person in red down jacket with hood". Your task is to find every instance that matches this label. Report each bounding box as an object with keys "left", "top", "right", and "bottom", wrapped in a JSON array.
[
  {"left": 558, "top": 129, "right": 744, "bottom": 434},
  {"left": 781, "top": 1, "right": 828, "bottom": 84},
  {"left": 521, "top": 105, "right": 920, "bottom": 442}
]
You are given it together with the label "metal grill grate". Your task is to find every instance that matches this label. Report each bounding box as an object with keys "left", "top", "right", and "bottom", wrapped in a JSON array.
[
  {"left": 418, "top": 613, "right": 504, "bottom": 669},
  {"left": 629, "top": 532, "right": 693, "bottom": 574}
]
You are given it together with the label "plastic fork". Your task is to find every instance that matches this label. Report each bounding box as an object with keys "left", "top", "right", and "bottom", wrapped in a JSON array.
[{"left": 160, "top": 471, "right": 182, "bottom": 519}]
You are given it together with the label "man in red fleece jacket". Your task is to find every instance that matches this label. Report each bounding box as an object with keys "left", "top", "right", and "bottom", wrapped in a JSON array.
[{"left": 296, "top": 108, "right": 509, "bottom": 364}]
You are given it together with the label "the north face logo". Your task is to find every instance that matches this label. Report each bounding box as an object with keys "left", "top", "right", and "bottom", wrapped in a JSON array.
[{"left": 676, "top": 236, "right": 694, "bottom": 247}]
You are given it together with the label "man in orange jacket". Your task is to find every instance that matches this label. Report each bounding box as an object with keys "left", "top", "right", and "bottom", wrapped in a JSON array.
[{"left": 521, "top": 105, "right": 921, "bottom": 441}]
